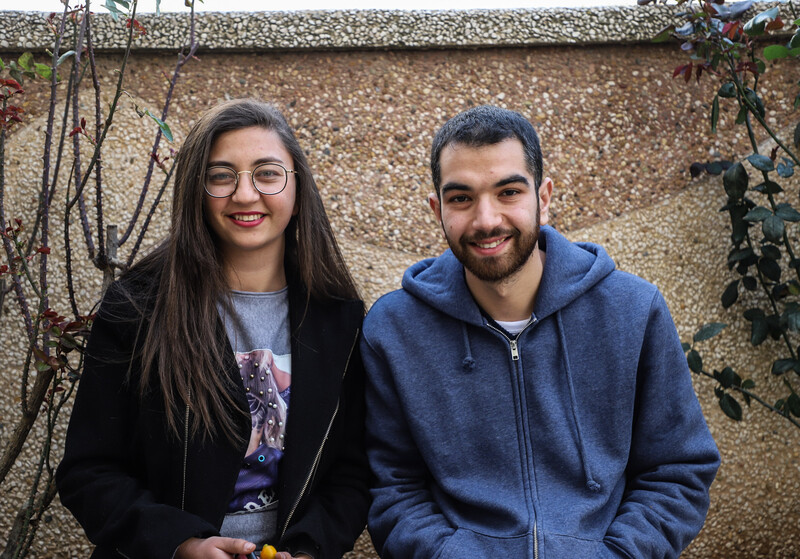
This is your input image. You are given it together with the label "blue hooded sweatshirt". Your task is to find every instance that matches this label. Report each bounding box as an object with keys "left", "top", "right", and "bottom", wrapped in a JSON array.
[{"left": 361, "top": 225, "right": 719, "bottom": 559}]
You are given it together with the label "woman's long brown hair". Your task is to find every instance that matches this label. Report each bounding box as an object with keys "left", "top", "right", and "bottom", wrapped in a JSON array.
[{"left": 124, "top": 99, "right": 359, "bottom": 444}]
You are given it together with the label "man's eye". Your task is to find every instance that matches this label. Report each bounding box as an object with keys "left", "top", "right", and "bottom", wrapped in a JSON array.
[
  {"left": 500, "top": 189, "right": 521, "bottom": 197},
  {"left": 448, "top": 195, "right": 470, "bottom": 203}
]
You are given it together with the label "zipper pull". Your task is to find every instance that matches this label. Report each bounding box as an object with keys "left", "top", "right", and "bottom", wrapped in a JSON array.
[{"left": 510, "top": 339, "right": 520, "bottom": 361}]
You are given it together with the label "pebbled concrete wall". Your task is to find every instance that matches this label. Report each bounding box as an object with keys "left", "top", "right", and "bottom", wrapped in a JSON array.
[{"left": 0, "top": 4, "right": 798, "bottom": 558}]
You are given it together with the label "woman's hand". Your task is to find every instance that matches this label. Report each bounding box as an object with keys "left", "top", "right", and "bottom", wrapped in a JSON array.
[
  {"left": 175, "top": 536, "right": 256, "bottom": 558},
  {"left": 274, "top": 553, "right": 313, "bottom": 559}
]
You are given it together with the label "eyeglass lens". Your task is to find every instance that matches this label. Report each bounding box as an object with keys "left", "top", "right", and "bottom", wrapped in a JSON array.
[{"left": 205, "top": 163, "right": 288, "bottom": 197}]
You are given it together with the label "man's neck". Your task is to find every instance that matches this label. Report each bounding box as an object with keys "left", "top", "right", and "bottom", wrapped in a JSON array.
[{"left": 465, "top": 248, "right": 546, "bottom": 322}]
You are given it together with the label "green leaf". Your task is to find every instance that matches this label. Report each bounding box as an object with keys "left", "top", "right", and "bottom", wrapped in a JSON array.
[
  {"left": 753, "top": 180, "right": 783, "bottom": 194},
  {"left": 735, "top": 105, "right": 748, "bottom": 125},
  {"left": 694, "top": 322, "right": 727, "bottom": 342},
  {"left": 681, "top": 341, "right": 691, "bottom": 352},
  {"left": 763, "top": 215, "right": 785, "bottom": 243},
  {"left": 60, "top": 332, "right": 78, "bottom": 349},
  {"left": 764, "top": 44, "right": 790, "bottom": 60},
  {"left": 758, "top": 255, "right": 782, "bottom": 280},
  {"left": 761, "top": 244, "right": 781, "bottom": 260},
  {"left": 716, "top": 366, "right": 738, "bottom": 388},
  {"left": 34, "top": 63, "right": 52, "bottom": 80},
  {"left": 744, "top": 6, "right": 780, "bottom": 36},
  {"left": 751, "top": 317, "right": 768, "bottom": 345},
  {"left": 777, "top": 161, "right": 795, "bottom": 178},
  {"left": 35, "top": 360, "right": 52, "bottom": 372},
  {"left": 771, "top": 358, "right": 797, "bottom": 374},
  {"left": 687, "top": 349, "right": 703, "bottom": 373},
  {"left": 653, "top": 24, "right": 675, "bottom": 43},
  {"left": 17, "top": 52, "right": 33, "bottom": 71},
  {"left": 0, "top": 57, "right": 4, "bottom": 71},
  {"left": 711, "top": 96, "right": 719, "bottom": 133},
  {"left": 791, "top": 30, "right": 800, "bottom": 49},
  {"left": 748, "top": 153, "right": 775, "bottom": 172},
  {"left": 143, "top": 110, "right": 174, "bottom": 142},
  {"left": 742, "top": 378, "right": 756, "bottom": 390},
  {"left": 788, "top": 393, "right": 800, "bottom": 417},
  {"left": 743, "top": 275, "right": 758, "bottom": 290},
  {"left": 794, "top": 123, "right": 800, "bottom": 149},
  {"left": 743, "top": 206, "right": 772, "bottom": 222},
  {"left": 719, "top": 393, "right": 743, "bottom": 420},
  {"left": 775, "top": 204, "right": 800, "bottom": 222},
  {"left": 56, "top": 50, "right": 76, "bottom": 67},
  {"left": 718, "top": 82, "right": 737, "bottom": 98},
  {"left": 722, "top": 280, "right": 739, "bottom": 308},
  {"left": 105, "top": 0, "right": 126, "bottom": 20},
  {"left": 724, "top": 162, "right": 749, "bottom": 199}
]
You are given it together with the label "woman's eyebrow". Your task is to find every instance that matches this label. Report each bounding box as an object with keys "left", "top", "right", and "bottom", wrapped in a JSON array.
[{"left": 206, "top": 156, "right": 288, "bottom": 168}]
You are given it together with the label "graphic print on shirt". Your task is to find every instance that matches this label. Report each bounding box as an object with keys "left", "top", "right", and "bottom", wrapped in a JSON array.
[{"left": 228, "top": 348, "right": 291, "bottom": 513}]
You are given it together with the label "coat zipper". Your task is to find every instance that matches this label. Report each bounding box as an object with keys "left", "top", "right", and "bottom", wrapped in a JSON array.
[
  {"left": 279, "top": 329, "right": 360, "bottom": 540},
  {"left": 485, "top": 319, "right": 539, "bottom": 559}
]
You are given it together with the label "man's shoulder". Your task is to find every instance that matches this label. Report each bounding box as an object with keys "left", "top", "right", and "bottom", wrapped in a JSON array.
[{"left": 364, "top": 287, "right": 440, "bottom": 330}]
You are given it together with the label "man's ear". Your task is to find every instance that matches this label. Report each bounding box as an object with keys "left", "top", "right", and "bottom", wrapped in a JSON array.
[
  {"left": 538, "top": 177, "right": 553, "bottom": 226},
  {"left": 428, "top": 192, "right": 443, "bottom": 224}
]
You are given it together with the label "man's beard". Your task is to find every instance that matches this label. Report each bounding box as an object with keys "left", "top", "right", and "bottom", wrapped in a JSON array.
[{"left": 446, "top": 217, "right": 540, "bottom": 283}]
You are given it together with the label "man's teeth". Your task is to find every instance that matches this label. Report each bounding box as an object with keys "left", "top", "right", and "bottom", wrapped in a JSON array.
[
  {"left": 476, "top": 239, "right": 504, "bottom": 249},
  {"left": 233, "top": 214, "right": 264, "bottom": 222}
]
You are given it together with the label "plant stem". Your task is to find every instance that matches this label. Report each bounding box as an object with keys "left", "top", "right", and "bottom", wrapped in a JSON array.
[{"left": 697, "top": 368, "right": 800, "bottom": 429}]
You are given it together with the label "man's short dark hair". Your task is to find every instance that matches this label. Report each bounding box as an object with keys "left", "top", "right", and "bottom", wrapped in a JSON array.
[{"left": 430, "top": 105, "right": 543, "bottom": 197}]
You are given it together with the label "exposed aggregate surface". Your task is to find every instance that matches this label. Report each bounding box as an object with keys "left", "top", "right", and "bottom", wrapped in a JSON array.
[{"left": 1, "top": 5, "right": 800, "bottom": 558}]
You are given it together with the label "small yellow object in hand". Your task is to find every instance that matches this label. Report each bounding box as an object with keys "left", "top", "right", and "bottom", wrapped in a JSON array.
[{"left": 260, "top": 544, "right": 277, "bottom": 559}]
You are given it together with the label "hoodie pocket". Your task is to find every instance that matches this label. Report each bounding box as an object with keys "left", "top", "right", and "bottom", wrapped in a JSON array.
[
  {"left": 545, "top": 533, "right": 622, "bottom": 558},
  {"left": 437, "top": 528, "right": 530, "bottom": 559}
]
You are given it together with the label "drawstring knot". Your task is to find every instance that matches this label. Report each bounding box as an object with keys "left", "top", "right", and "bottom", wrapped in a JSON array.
[{"left": 461, "top": 324, "right": 476, "bottom": 372}]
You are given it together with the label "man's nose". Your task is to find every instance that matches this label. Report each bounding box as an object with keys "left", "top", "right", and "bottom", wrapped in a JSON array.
[{"left": 472, "top": 198, "right": 502, "bottom": 231}]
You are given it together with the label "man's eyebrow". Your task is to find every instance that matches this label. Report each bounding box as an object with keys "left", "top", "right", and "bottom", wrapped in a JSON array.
[
  {"left": 496, "top": 174, "right": 530, "bottom": 188},
  {"left": 440, "top": 182, "right": 471, "bottom": 195},
  {"left": 441, "top": 174, "right": 530, "bottom": 194}
]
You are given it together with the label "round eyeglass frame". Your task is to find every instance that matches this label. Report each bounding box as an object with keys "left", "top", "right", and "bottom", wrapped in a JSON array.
[{"left": 203, "top": 163, "right": 297, "bottom": 198}]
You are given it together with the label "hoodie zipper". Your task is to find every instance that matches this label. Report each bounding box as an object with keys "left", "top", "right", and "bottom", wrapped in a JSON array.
[
  {"left": 279, "top": 329, "right": 360, "bottom": 540},
  {"left": 485, "top": 319, "right": 539, "bottom": 559}
]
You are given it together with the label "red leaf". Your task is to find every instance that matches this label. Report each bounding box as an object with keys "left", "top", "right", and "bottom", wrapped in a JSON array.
[
  {"left": 37, "top": 246, "right": 51, "bottom": 254},
  {"left": 770, "top": 146, "right": 779, "bottom": 160},
  {"left": 766, "top": 17, "right": 784, "bottom": 31},
  {"left": 80, "top": 117, "right": 86, "bottom": 129},
  {"left": 68, "top": 126, "right": 82, "bottom": 137}
]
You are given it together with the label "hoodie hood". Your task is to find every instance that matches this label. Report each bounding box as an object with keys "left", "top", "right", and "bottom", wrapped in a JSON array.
[{"left": 402, "top": 225, "right": 616, "bottom": 322}]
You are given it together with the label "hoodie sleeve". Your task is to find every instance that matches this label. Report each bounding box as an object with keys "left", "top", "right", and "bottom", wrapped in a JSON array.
[
  {"left": 603, "top": 290, "right": 720, "bottom": 559},
  {"left": 56, "top": 282, "right": 217, "bottom": 559},
  {"left": 361, "top": 330, "right": 456, "bottom": 559}
]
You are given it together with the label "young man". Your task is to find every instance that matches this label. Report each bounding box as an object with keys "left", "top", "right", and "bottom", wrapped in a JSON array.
[{"left": 361, "top": 105, "right": 720, "bottom": 559}]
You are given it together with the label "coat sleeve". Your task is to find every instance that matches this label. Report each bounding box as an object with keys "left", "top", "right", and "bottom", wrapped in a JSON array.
[
  {"left": 361, "top": 327, "right": 456, "bottom": 559},
  {"left": 279, "top": 329, "right": 373, "bottom": 559},
  {"left": 56, "top": 283, "right": 217, "bottom": 559},
  {"left": 602, "top": 291, "right": 720, "bottom": 559}
]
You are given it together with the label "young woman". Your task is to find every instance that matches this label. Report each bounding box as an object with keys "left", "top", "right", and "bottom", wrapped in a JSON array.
[{"left": 57, "top": 99, "right": 370, "bottom": 559}]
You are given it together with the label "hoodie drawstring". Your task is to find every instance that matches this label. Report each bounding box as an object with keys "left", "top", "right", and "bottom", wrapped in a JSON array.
[
  {"left": 556, "top": 311, "right": 602, "bottom": 493},
  {"left": 460, "top": 323, "right": 476, "bottom": 372}
]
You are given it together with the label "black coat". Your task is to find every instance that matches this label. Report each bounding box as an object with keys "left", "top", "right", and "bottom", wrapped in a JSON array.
[{"left": 56, "top": 275, "right": 370, "bottom": 559}]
